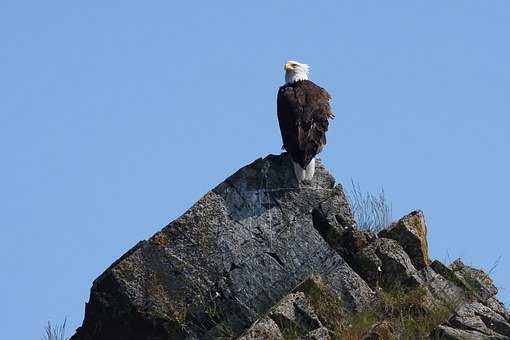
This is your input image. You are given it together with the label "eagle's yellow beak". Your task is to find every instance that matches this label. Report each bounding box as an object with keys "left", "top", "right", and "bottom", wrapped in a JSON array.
[{"left": 284, "top": 63, "right": 293, "bottom": 71}]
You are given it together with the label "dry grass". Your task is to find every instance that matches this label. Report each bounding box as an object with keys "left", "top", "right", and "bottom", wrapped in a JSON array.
[
  {"left": 42, "top": 319, "right": 67, "bottom": 340},
  {"left": 348, "top": 181, "right": 392, "bottom": 232}
]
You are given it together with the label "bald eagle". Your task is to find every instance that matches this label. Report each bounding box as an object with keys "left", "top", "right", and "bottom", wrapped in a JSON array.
[{"left": 277, "top": 60, "right": 334, "bottom": 182}]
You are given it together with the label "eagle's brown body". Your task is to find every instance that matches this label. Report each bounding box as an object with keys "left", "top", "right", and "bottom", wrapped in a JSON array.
[{"left": 277, "top": 79, "right": 333, "bottom": 169}]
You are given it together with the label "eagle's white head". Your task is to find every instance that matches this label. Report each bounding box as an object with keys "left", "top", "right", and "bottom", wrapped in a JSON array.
[{"left": 284, "top": 60, "right": 309, "bottom": 84}]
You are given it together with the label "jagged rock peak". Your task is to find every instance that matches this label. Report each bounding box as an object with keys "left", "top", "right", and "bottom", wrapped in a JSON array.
[{"left": 71, "top": 153, "right": 372, "bottom": 340}]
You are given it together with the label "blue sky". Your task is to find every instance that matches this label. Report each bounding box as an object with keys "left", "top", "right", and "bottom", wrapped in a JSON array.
[{"left": 1, "top": 1, "right": 509, "bottom": 338}]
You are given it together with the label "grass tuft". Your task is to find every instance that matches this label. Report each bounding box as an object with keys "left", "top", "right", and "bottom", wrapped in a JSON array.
[
  {"left": 42, "top": 319, "right": 67, "bottom": 340},
  {"left": 348, "top": 180, "right": 392, "bottom": 232},
  {"left": 377, "top": 285, "right": 455, "bottom": 339}
]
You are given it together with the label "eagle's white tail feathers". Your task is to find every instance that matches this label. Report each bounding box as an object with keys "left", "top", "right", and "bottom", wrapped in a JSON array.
[
  {"left": 292, "top": 157, "right": 316, "bottom": 182},
  {"left": 305, "top": 158, "right": 316, "bottom": 181},
  {"left": 293, "top": 161, "right": 306, "bottom": 182}
]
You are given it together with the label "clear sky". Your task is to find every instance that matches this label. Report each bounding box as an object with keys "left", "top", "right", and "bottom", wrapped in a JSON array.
[{"left": 1, "top": 1, "right": 509, "bottom": 339}]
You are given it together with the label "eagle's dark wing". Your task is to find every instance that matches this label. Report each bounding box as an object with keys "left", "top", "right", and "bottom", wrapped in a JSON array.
[{"left": 277, "top": 80, "right": 332, "bottom": 168}]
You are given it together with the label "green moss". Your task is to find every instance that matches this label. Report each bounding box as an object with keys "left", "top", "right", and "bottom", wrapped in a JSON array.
[
  {"left": 282, "top": 278, "right": 458, "bottom": 340},
  {"left": 281, "top": 323, "right": 301, "bottom": 340},
  {"left": 376, "top": 285, "right": 456, "bottom": 339},
  {"left": 308, "top": 284, "right": 455, "bottom": 339},
  {"left": 335, "top": 312, "right": 378, "bottom": 340},
  {"left": 398, "top": 304, "right": 452, "bottom": 339},
  {"left": 379, "top": 286, "right": 428, "bottom": 316},
  {"left": 297, "top": 277, "right": 345, "bottom": 333},
  {"left": 297, "top": 278, "right": 376, "bottom": 339}
]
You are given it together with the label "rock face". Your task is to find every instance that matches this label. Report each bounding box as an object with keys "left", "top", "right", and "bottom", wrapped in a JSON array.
[
  {"left": 71, "top": 154, "right": 373, "bottom": 340},
  {"left": 72, "top": 154, "right": 510, "bottom": 340}
]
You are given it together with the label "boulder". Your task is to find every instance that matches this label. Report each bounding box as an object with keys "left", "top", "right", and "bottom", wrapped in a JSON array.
[
  {"left": 435, "top": 325, "right": 509, "bottom": 340},
  {"left": 268, "top": 292, "right": 322, "bottom": 335},
  {"left": 355, "top": 238, "right": 420, "bottom": 289},
  {"left": 237, "top": 318, "right": 284, "bottom": 340},
  {"left": 415, "top": 266, "right": 465, "bottom": 311},
  {"left": 431, "top": 259, "right": 469, "bottom": 292},
  {"left": 306, "top": 327, "right": 331, "bottom": 340},
  {"left": 238, "top": 275, "right": 339, "bottom": 339},
  {"left": 378, "top": 210, "right": 430, "bottom": 270},
  {"left": 442, "top": 302, "right": 510, "bottom": 339},
  {"left": 450, "top": 259, "right": 498, "bottom": 302}
]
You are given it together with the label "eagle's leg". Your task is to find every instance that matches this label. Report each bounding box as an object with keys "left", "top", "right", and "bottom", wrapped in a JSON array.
[
  {"left": 292, "top": 161, "right": 306, "bottom": 182},
  {"left": 304, "top": 157, "right": 316, "bottom": 181}
]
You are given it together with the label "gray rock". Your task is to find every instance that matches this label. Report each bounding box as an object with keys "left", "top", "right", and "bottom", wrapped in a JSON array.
[
  {"left": 431, "top": 259, "right": 469, "bottom": 292},
  {"left": 450, "top": 304, "right": 495, "bottom": 336},
  {"left": 378, "top": 210, "right": 430, "bottom": 270},
  {"left": 415, "top": 266, "right": 465, "bottom": 311},
  {"left": 432, "top": 262, "right": 510, "bottom": 339},
  {"left": 362, "top": 238, "right": 420, "bottom": 289},
  {"left": 352, "top": 244, "right": 382, "bottom": 289},
  {"left": 237, "top": 317, "right": 284, "bottom": 340},
  {"left": 240, "top": 275, "right": 337, "bottom": 340},
  {"left": 486, "top": 297, "right": 510, "bottom": 323},
  {"left": 450, "top": 259, "right": 498, "bottom": 302},
  {"left": 269, "top": 292, "right": 322, "bottom": 335},
  {"left": 336, "top": 235, "right": 423, "bottom": 290},
  {"left": 449, "top": 302, "right": 510, "bottom": 338},
  {"left": 305, "top": 326, "right": 331, "bottom": 340},
  {"left": 435, "top": 325, "right": 510, "bottom": 340},
  {"left": 71, "top": 154, "right": 374, "bottom": 340}
]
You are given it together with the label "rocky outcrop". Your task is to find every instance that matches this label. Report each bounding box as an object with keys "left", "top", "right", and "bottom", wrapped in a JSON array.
[
  {"left": 71, "top": 154, "right": 509, "bottom": 340},
  {"left": 71, "top": 154, "right": 373, "bottom": 340}
]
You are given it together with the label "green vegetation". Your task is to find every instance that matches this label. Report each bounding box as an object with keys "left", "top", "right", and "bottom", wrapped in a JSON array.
[
  {"left": 178, "top": 284, "right": 234, "bottom": 339},
  {"left": 338, "top": 312, "right": 379, "bottom": 340},
  {"left": 296, "top": 278, "right": 376, "bottom": 339},
  {"left": 298, "top": 276, "right": 345, "bottom": 332},
  {"left": 298, "top": 280, "right": 456, "bottom": 340},
  {"left": 378, "top": 285, "right": 455, "bottom": 339},
  {"left": 281, "top": 323, "right": 301, "bottom": 340}
]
